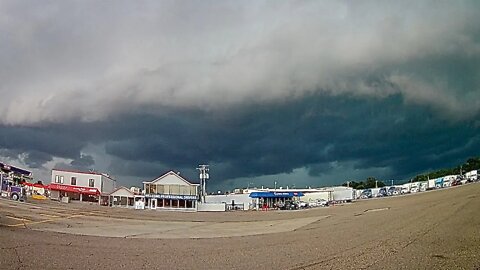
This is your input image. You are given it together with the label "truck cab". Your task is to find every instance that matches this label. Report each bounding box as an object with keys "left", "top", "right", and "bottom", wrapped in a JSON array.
[{"left": 1, "top": 178, "right": 26, "bottom": 201}]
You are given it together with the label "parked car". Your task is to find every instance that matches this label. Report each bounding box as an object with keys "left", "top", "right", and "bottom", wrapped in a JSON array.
[
  {"left": 299, "top": 201, "right": 309, "bottom": 208},
  {"left": 359, "top": 189, "right": 372, "bottom": 199},
  {"left": 308, "top": 201, "right": 318, "bottom": 207},
  {"left": 280, "top": 201, "right": 299, "bottom": 210},
  {"left": 377, "top": 187, "right": 388, "bottom": 197},
  {"left": 451, "top": 180, "right": 462, "bottom": 186},
  {"left": 317, "top": 199, "right": 329, "bottom": 207}
]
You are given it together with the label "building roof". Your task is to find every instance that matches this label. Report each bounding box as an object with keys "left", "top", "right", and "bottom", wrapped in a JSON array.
[
  {"left": 108, "top": 186, "right": 135, "bottom": 197},
  {"left": 52, "top": 168, "right": 116, "bottom": 181},
  {"left": 143, "top": 170, "right": 199, "bottom": 186}
]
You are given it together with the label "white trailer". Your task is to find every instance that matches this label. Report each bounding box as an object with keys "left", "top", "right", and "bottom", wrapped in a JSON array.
[
  {"left": 371, "top": 188, "right": 381, "bottom": 197},
  {"left": 466, "top": 170, "right": 478, "bottom": 181},
  {"left": 427, "top": 179, "right": 436, "bottom": 189},
  {"left": 332, "top": 187, "right": 354, "bottom": 202},
  {"left": 205, "top": 193, "right": 253, "bottom": 210},
  {"left": 302, "top": 191, "right": 331, "bottom": 202}
]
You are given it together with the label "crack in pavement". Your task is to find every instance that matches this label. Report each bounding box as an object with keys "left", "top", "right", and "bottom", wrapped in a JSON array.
[{"left": 13, "top": 246, "right": 23, "bottom": 270}]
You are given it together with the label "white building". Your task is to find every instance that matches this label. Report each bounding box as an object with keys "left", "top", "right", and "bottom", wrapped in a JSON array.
[
  {"left": 143, "top": 171, "right": 199, "bottom": 211},
  {"left": 108, "top": 186, "right": 136, "bottom": 208},
  {"left": 49, "top": 169, "right": 116, "bottom": 202}
]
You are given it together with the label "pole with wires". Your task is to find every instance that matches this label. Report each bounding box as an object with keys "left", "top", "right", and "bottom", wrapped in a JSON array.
[{"left": 197, "top": 165, "right": 209, "bottom": 203}]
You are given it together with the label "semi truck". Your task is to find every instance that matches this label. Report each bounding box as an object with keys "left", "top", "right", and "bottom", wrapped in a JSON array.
[{"left": 1, "top": 175, "right": 26, "bottom": 201}]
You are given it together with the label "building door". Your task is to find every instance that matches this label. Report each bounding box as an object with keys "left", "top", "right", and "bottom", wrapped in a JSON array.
[{"left": 151, "top": 198, "right": 157, "bottom": 209}]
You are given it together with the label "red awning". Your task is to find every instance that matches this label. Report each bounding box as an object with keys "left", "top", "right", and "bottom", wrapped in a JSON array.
[
  {"left": 23, "top": 182, "right": 46, "bottom": 188},
  {"left": 47, "top": 183, "right": 100, "bottom": 195}
]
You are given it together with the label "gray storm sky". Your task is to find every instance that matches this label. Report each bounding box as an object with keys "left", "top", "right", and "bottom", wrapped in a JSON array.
[{"left": 0, "top": 1, "right": 479, "bottom": 191}]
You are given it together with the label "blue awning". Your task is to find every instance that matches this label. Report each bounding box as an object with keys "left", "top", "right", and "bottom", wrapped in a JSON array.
[
  {"left": 0, "top": 162, "right": 31, "bottom": 176},
  {"left": 249, "top": 192, "right": 304, "bottom": 198}
]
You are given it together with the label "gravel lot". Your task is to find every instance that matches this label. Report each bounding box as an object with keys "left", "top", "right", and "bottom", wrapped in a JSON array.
[{"left": 1, "top": 183, "right": 479, "bottom": 269}]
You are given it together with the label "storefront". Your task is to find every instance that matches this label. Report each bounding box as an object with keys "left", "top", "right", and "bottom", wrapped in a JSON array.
[
  {"left": 49, "top": 169, "right": 116, "bottom": 203},
  {"left": 143, "top": 171, "right": 199, "bottom": 211},
  {"left": 145, "top": 194, "right": 197, "bottom": 209},
  {"left": 249, "top": 191, "right": 304, "bottom": 210}
]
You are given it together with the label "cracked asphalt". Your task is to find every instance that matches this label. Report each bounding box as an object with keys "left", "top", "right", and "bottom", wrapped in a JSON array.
[{"left": 1, "top": 183, "right": 480, "bottom": 270}]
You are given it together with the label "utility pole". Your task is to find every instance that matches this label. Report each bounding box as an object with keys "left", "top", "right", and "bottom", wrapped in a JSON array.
[
  {"left": 197, "top": 165, "right": 209, "bottom": 203},
  {"left": 375, "top": 180, "right": 378, "bottom": 188}
]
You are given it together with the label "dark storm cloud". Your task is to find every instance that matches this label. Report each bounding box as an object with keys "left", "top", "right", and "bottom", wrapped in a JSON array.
[
  {"left": 23, "top": 151, "right": 53, "bottom": 169},
  {"left": 0, "top": 126, "right": 86, "bottom": 164},
  {"left": 99, "top": 93, "right": 480, "bottom": 183},
  {"left": 70, "top": 154, "right": 95, "bottom": 168},
  {"left": 0, "top": 92, "right": 479, "bottom": 187},
  {"left": 108, "top": 158, "right": 170, "bottom": 179},
  {"left": 52, "top": 154, "right": 95, "bottom": 173}
]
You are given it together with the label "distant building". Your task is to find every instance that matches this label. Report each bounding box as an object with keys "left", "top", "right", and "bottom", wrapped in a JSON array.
[
  {"left": 130, "top": 186, "right": 142, "bottom": 194},
  {"left": 107, "top": 186, "right": 136, "bottom": 208},
  {"left": 49, "top": 169, "right": 116, "bottom": 202},
  {"left": 143, "top": 171, "right": 199, "bottom": 211}
]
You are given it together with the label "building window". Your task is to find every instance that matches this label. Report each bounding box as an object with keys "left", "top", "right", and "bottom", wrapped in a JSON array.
[
  {"left": 55, "top": 175, "right": 64, "bottom": 184},
  {"left": 71, "top": 177, "right": 77, "bottom": 185},
  {"left": 89, "top": 179, "right": 95, "bottom": 187}
]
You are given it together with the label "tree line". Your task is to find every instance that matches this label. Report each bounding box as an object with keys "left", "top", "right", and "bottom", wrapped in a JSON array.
[{"left": 342, "top": 177, "right": 386, "bottom": 189}]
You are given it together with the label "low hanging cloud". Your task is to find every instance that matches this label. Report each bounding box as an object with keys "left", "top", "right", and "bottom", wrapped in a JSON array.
[{"left": 0, "top": 1, "right": 479, "bottom": 125}]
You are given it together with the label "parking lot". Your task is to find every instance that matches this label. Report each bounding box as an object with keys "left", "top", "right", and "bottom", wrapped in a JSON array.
[{"left": 1, "top": 183, "right": 480, "bottom": 269}]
